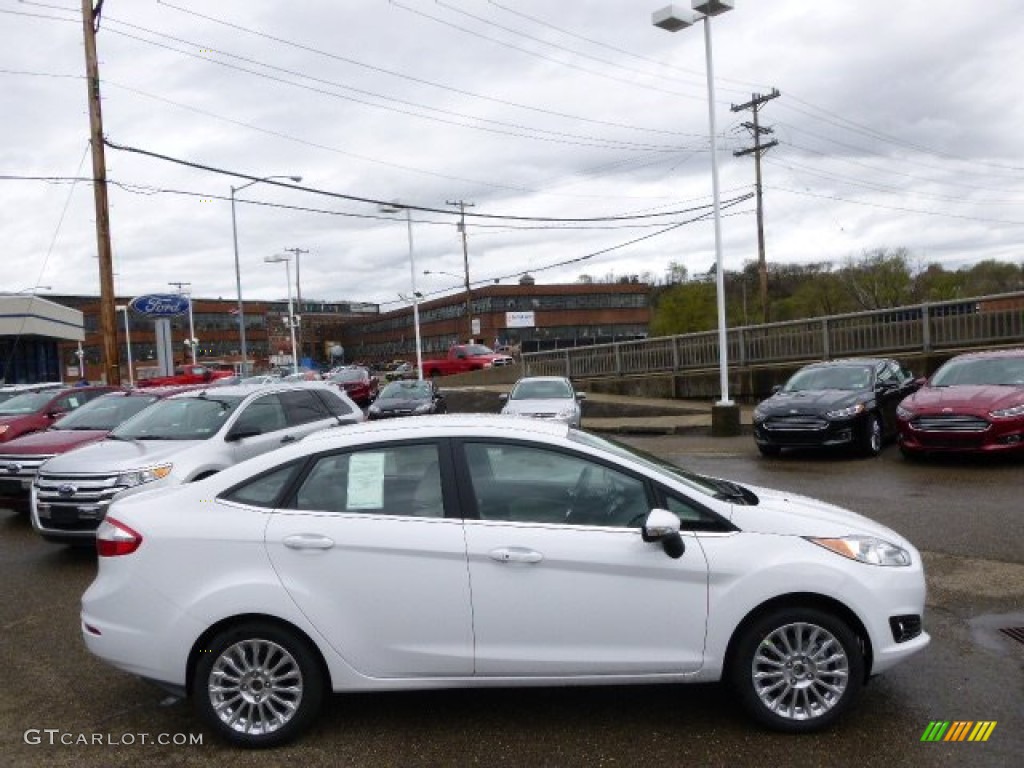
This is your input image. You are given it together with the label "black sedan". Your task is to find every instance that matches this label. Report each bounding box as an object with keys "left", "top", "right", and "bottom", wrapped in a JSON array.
[
  {"left": 752, "top": 358, "right": 920, "bottom": 457},
  {"left": 367, "top": 379, "right": 446, "bottom": 420}
]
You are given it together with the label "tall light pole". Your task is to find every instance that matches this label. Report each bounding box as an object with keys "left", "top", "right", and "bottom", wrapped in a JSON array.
[
  {"left": 264, "top": 254, "right": 299, "bottom": 376},
  {"left": 168, "top": 281, "right": 196, "bottom": 364},
  {"left": 652, "top": 1, "right": 739, "bottom": 435},
  {"left": 380, "top": 203, "right": 423, "bottom": 381},
  {"left": 282, "top": 246, "right": 309, "bottom": 364},
  {"left": 446, "top": 199, "right": 475, "bottom": 340},
  {"left": 116, "top": 304, "right": 133, "bottom": 387},
  {"left": 230, "top": 175, "right": 302, "bottom": 374}
]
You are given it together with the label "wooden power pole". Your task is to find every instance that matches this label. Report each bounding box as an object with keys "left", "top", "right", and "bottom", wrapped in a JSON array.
[
  {"left": 81, "top": 0, "right": 120, "bottom": 385},
  {"left": 732, "top": 88, "right": 780, "bottom": 325},
  {"left": 446, "top": 200, "right": 475, "bottom": 341}
]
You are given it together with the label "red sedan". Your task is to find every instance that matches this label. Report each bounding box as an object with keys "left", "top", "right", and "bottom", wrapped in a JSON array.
[
  {"left": 0, "top": 385, "right": 115, "bottom": 444},
  {"left": 896, "top": 348, "right": 1024, "bottom": 456}
]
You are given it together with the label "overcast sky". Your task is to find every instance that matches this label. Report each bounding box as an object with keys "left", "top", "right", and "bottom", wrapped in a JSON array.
[{"left": 2, "top": 0, "right": 1022, "bottom": 310}]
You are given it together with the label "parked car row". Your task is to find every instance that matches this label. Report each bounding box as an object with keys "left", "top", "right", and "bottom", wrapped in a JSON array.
[{"left": 753, "top": 349, "right": 1024, "bottom": 459}]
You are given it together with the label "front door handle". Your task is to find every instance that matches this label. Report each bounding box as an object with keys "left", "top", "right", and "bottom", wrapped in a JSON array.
[
  {"left": 283, "top": 534, "right": 335, "bottom": 550},
  {"left": 280, "top": 434, "right": 298, "bottom": 444},
  {"left": 488, "top": 547, "right": 544, "bottom": 564}
]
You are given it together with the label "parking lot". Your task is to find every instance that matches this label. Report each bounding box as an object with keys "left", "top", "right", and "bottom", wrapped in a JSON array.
[{"left": 1, "top": 433, "right": 1021, "bottom": 767}]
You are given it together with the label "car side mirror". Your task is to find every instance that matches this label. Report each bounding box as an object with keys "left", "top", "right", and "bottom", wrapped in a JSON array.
[
  {"left": 771, "top": 384, "right": 782, "bottom": 395},
  {"left": 641, "top": 508, "right": 685, "bottom": 559},
  {"left": 499, "top": 393, "right": 509, "bottom": 403},
  {"left": 576, "top": 392, "right": 587, "bottom": 401},
  {"left": 226, "top": 426, "right": 261, "bottom": 442}
]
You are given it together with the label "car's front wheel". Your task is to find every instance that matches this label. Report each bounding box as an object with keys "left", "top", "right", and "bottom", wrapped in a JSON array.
[
  {"left": 193, "top": 622, "right": 325, "bottom": 748},
  {"left": 730, "top": 607, "right": 865, "bottom": 732},
  {"left": 859, "top": 414, "right": 883, "bottom": 457},
  {"left": 757, "top": 443, "right": 782, "bottom": 457}
]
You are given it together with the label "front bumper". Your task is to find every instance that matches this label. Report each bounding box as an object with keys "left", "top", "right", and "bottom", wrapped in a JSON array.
[{"left": 753, "top": 414, "right": 866, "bottom": 449}]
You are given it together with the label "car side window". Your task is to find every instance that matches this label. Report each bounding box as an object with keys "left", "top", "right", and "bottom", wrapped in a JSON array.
[
  {"left": 233, "top": 394, "right": 287, "bottom": 434},
  {"left": 293, "top": 443, "right": 443, "bottom": 518},
  {"left": 660, "top": 491, "right": 725, "bottom": 530},
  {"left": 463, "top": 442, "right": 648, "bottom": 527},
  {"left": 314, "top": 388, "right": 355, "bottom": 418},
  {"left": 280, "top": 389, "right": 331, "bottom": 426},
  {"left": 221, "top": 462, "right": 303, "bottom": 508}
]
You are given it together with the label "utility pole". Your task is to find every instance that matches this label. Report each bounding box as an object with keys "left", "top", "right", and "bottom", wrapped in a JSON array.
[
  {"left": 446, "top": 200, "right": 475, "bottom": 341},
  {"left": 282, "top": 247, "right": 308, "bottom": 363},
  {"left": 81, "top": 0, "right": 120, "bottom": 385},
  {"left": 167, "top": 281, "right": 196, "bottom": 363},
  {"left": 732, "top": 88, "right": 780, "bottom": 324}
]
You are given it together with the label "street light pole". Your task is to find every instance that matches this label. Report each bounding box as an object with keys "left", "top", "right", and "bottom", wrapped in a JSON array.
[
  {"left": 116, "top": 304, "right": 133, "bottom": 386},
  {"left": 653, "top": 1, "right": 739, "bottom": 435},
  {"left": 446, "top": 200, "right": 475, "bottom": 341},
  {"left": 380, "top": 203, "right": 424, "bottom": 381},
  {"left": 282, "top": 246, "right": 309, "bottom": 364},
  {"left": 230, "top": 175, "right": 302, "bottom": 374},
  {"left": 168, "top": 281, "right": 196, "bottom": 364},
  {"left": 264, "top": 254, "right": 299, "bottom": 376}
]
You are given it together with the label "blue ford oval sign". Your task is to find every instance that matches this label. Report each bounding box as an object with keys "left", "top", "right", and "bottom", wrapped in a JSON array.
[{"left": 129, "top": 293, "right": 191, "bottom": 318}]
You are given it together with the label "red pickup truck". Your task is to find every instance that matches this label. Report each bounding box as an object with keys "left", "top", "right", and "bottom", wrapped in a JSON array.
[
  {"left": 135, "top": 364, "right": 234, "bottom": 388},
  {"left": 420, "top": 344, "right": 514, "bottom": 379}
]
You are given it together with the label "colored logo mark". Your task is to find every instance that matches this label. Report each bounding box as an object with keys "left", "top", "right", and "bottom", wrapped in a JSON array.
[{"left": 921, "top": 721, "right": 997, "bottom": 742}]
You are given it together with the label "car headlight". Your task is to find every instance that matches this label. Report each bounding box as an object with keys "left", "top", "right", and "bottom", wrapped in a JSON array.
[
  {"left": 115, "top": 463, "right": 173, "bottom": 488},
  {"left": 807, "top": 535, "right": 911, "bottom": 566},
  {"left": 990, "top": 403, "right": 1024, "bottom": 419},
  {"left": 825, "top": 403, "right": 866, "bottom": 420},
  {"left": 753, "top": 406, "right": 768, "bottom": 421},
  {"left": 368, "top": 404, "right": 380, "bottom": 414},
  {"left": 0, "top": 425, "right": 7, "bottom": 436},
  {"left": 413, "top": 403, "right": 432, "bottom": 414},
  {"left": 896, "top": 404, "right": 914, "bottom": 420},
  {"left": 557, "top": 407, "right": 577, "bottom": 419}
]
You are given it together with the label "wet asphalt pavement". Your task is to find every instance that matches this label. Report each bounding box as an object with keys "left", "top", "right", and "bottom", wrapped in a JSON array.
[{"left": 0, "top": 432, "right": 1021, "bottom": 767}]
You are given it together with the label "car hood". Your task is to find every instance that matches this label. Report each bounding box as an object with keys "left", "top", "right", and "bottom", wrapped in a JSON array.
[
  {"left": 503, "top": 398, "right": 577, "bottom": 415},
  {"left": 757, "top": 390, "right": 866, "bottom": 415},
  {"left": 0, "top": 428, "right": 108, "bottom": 454},
  {"left": 729, "top": 484, "right": 908, "bottom": 543},
  {"left": 374, "top": 398, "right": 428, "bottom": 410},
  {"left": 903, "top": 384, "right": 1024, "bottom": 414},
  {"left": 0, "top": 414, "right": 36, "bottom": 426},
  {"left": 39, "top": 437, "right": 205, "bottom": 473}
]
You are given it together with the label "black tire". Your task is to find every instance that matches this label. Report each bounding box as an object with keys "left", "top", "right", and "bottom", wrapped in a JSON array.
[
  {"left": 757, "top": 443, "right": 782, "bottom": 457},
  {"left": 429, "top": 369, "right": 442, "bottom": 380},
  {"left": 860, "top": 414, "right": 883, "bottom": 457},
  {"left": 730, "top": 607, "right": 864, "bottom": 733},
  {"left": 193, "top": 621, "right": 325, "bottom": 748}
]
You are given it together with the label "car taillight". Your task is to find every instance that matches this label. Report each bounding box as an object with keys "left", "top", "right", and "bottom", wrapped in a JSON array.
[{"left": 96, "top": 518, "right": 143, "bottom": 557}]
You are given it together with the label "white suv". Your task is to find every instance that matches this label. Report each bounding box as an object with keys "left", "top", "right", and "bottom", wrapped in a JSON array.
[{"left": 31, "top": 382, "right": 362, "bottom": 544}]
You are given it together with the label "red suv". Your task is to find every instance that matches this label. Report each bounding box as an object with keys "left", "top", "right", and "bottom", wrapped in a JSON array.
[
  {"left": 0, "top": 387, "right": 188, "bottom": 513},
  {"left": 325, "top": 367, "right": 379, "bottom": 407},
  {"left": 0, "top": 386, "right": 114, "bottom": 445}
]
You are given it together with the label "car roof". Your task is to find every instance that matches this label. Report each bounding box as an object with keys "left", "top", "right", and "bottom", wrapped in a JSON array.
[
  {"left": 302, "top": 413, "right": 569, "bottom": 446},
  {"left": 945, "top": 348, "right": 1024, "bottom": 360},
  {"left": 803, "top": 358, "right": 890, "bottom": 369},
  {"left": 166, "top": 381, "right": 338, "bottom": 400},
  {"left": 513, "top": 376, "right": 572, "bottom": 383}
]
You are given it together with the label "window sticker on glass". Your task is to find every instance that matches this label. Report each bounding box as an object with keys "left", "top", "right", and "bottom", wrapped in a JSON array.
[{"left": 346, "top": 452, "right": 386, "bottom": 509}]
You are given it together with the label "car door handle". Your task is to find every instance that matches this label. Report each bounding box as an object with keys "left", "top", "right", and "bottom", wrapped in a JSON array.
[
  {"left": 280, "top": 434, "right": 298, "bottom": 444},
  {"left": 488, "top": 547, "right": 544, "bottom": 564},
  {"left": 283, "top": 534, "right": 335, "bottom": 550}
]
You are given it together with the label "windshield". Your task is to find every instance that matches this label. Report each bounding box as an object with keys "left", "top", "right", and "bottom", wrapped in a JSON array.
[
  {"left": 379, "top": 381, "right": 430, "bottom": 400},
  {"left": 930, "top": 356, "right": 1024, "bottom": 387},
  {"left": 53, "top": 394, "right": 159, "bottom": 430},
  {"left": 511, "top": 379, "right": 572, "bottom": 400},
  {"left": 330, "top": 369, "right": 367, "bottom": 383},
  {"left": 783, "top": 365, "right": 873, "bottom": 392},
  {"left": 0, "top": 392, "right": 54, "bottom": 415},
  {"left": 112, "top": 395, "right": 243, "bottom": 440},
  {"left": 461, "top": 344, "right": 494, "bottom": 356},
  {"left": 569, "top": 430, "right": 755, "bottom": 502}
]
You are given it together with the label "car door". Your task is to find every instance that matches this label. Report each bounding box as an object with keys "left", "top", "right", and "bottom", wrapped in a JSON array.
[
  {"left": 456, "top": 440, "right": 709, "bottom": 677},
  {"left": 223, "top": 392, "right": 297, "bottom": 462},
  {"left": 264, "top": 440, "right": 474, "bottom": 678}
]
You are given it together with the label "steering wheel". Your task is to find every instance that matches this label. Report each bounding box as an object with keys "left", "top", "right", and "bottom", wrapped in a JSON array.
[{"left": 566, "top": 466, "right": 625, "bottom": 525}]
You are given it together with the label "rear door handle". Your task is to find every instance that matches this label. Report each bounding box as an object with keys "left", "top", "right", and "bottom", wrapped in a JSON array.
[
  {"left": 488, "top": 547, "right": 544, "bottom": 564},
  {"left": 283, "top": 534, "right": 335, "bottom": 550}
]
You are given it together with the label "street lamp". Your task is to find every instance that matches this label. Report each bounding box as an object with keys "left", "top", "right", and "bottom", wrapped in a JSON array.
[
  {"left": 653, "top": 1, "right": 739, "bottom": 435},
  {"left": 168, "top": 281, "right": 197, "bottom": 364},
  {"left": 230, "top": 175, "right": 302, "bottom": 373},
  {"left": 379, "top": 202, "right": 424, "bottom": 381},
  {"left": 116, "top": 304, "right": 133, "bottom": 387},
  {"left": 264, "top": 254, "right": 299, "bottom": 376}
]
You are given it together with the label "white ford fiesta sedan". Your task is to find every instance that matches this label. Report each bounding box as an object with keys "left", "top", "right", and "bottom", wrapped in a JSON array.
[{"left": 81, "top": 415, "right": 929, "bottom": 747}]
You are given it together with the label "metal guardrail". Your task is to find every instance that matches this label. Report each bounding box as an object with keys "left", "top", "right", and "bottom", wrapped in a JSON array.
[{"left": 522, "top": 292, "right": 1024, "bottom": 379}]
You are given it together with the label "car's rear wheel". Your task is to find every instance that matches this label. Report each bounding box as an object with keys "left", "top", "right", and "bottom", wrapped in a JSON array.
[
  {"left": 193, "top": 622, "right": 324, "bottom": 748},
  {"left": 730, "top": 607, "right": 864, "bottom": 732}
]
